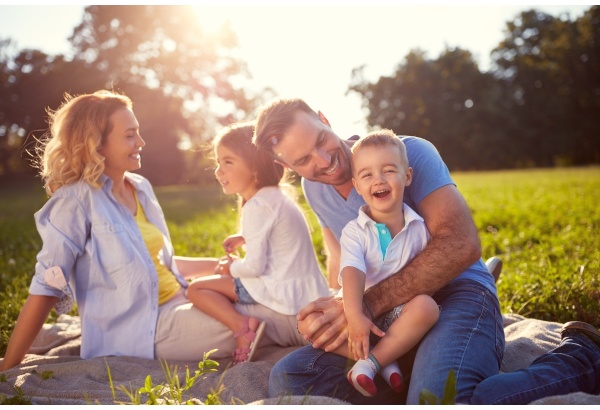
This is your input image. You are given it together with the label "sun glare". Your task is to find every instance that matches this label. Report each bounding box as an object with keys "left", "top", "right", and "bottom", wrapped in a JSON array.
[{"left": 192, "top": 5, "right": 231, "bottom": 34}]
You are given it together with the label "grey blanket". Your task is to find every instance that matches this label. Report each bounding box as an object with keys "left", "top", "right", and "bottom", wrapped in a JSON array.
[{"left": 0, "top": 314, "right": 598, "bottom": 405}]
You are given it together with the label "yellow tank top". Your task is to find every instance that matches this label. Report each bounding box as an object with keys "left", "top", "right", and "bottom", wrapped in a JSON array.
[{"left": 133, "top": 190, "right": 181, "bottom": 305}]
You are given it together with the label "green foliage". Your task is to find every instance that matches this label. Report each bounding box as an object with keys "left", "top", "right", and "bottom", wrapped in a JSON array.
[
  {"left": 349, "top": 6, "right": 600, "bottom": 170},
  {"left": 106, "top": 349, "right": 225, "bottom": 405},
  {"left": 0, "top": 358, "right": 54, "bottom": 404},
  {"left": 419, "top": 370, "right": 457, "bottom": 404},
  {"left": 0, "top": 384, "right": 33, "bottom": 405},
  {"left": 31, "top": 369, "right": 54, "bottom": 380},
  {"left": 1, "top": 5, "right": 260, "bottom": 183},
  {"left": 455, "top": 167, "right": 600, "bottom": 326}
]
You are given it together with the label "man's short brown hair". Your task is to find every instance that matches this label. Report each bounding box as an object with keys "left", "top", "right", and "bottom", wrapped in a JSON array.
[{"left": 254, "top": 97, "right": 319, "bottom": 156}]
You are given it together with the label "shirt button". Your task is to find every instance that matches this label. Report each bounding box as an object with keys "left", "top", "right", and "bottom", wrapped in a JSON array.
[{"left": 381, "top": 229, "right": 387, "bottom": 234}]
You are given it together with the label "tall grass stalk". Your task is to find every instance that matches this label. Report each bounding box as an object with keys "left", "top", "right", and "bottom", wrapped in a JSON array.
[{"left": 106, "top": 349, "right": 220, "bottom": 405}]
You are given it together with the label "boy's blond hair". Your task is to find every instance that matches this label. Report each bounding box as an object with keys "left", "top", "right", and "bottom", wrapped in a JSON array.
[{"left": 351, "top": 129, "right": 409, "bottom": 169}]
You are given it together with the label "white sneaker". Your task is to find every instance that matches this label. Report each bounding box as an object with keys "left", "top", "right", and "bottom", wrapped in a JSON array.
[{"left": 486, "top": 256, "right": 503, "bottom": 283}]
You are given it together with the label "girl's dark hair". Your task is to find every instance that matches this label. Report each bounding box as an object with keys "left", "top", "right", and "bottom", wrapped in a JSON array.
[{"left": 212, "top": 121, "right": 285, "bottom": 190}]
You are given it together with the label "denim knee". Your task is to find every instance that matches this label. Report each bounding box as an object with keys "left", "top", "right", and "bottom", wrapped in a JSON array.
[
  {"left": 269, "top": 344, "right": 406, "bottom": 404},
  {"left": 269, "top": 345, "right": 349, "bottom": 399},
  {"left": 407, "top": 280, "right": 504, "bottom": 404}
]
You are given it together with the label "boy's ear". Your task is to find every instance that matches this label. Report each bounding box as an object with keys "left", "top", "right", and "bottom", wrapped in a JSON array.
[
  {"left": 317, "top": 111, "right": 331, "bottom": 127},
  {"left": 351, "top": 177, "right": 361, "bottom": 195},
  {"left": 405, "top": 167, "right": 413, "bottom": 186}
]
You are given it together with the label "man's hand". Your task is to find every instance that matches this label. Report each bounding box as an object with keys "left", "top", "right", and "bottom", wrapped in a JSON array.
[{"left": 296, "top": 295, "right": 349, "bottom": 351}]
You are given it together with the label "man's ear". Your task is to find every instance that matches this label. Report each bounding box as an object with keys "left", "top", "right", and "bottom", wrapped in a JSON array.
[
  {"left": 274, "top": 158, "right": 289, "bottom": 169},
  {"left": 317, "top": 111, "right": 331, "bottom": 127}
]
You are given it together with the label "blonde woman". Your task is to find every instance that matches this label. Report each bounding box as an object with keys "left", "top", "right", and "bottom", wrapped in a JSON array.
[{"left": 0, "top": 90, "right": 307, "bottom": 370}]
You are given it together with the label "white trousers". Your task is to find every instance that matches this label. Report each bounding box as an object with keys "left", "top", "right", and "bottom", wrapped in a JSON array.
[{"left": 154, "top": 289, "right": 306, "bottom": 361}]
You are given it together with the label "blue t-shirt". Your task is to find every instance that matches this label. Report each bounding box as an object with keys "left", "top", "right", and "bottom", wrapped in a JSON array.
[{"left": 302, "top": 135, "right": 496, "bottom": 294}]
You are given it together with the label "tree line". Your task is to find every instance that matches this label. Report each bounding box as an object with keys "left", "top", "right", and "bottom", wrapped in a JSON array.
[
  {"left": 350, "top": 7, "right": 600, "bottom": 170},
  {"left": 1, "top": 6, "right": 598, "bottom": 186}
]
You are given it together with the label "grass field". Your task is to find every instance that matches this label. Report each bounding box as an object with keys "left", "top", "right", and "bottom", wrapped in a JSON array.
[{"left": 0, "top": 167, "right": 598, "bottom": 356}]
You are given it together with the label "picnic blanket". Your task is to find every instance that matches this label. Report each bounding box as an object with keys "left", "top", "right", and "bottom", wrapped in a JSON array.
[{"left": 0, "top": 313, "right": 598, "bottom": 405}]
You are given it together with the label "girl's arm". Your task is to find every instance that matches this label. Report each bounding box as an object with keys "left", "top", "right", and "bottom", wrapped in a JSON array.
[
  {"left": 229, "top": 201, "right": 275, "bottom": 278},
  {"left": 222, "top": 234, "right": 245, "bottom": 254},
  {"left": 0, "top": 294, "right": 58, "bottom": 370},
  {"left": 322, "top": 227, "right": 341, "bottom": 290}
]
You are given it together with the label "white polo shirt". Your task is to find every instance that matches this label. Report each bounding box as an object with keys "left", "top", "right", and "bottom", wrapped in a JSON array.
[{"left": 338, "top": 203, "right": 430, "bottom": 290}]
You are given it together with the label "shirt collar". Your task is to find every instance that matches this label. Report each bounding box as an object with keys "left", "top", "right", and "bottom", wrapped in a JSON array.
[
  {"left": 99, "top": 172, "right": 143, "bottom": 191},
  {"left": 356, "top": 203, "right": 424, "bottom": 229}
]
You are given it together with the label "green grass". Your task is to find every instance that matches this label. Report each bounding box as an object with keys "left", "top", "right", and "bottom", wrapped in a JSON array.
[
  {"left": 455, "top": 167, "right": 600, "bottom": 325},
  {"left": 1, "top": 167, "right": 599, "bottom": 357}
]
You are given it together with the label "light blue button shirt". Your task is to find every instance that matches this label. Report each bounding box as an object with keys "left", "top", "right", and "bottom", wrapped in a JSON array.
[{"left": 28, "top": 172, "right": 188, "bottom": 360}]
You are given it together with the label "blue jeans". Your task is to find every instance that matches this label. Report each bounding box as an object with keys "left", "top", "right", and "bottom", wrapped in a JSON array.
[
  {"left": 470, "top": 332, "right": 600, "bottom": 404},
  {"left": 233, "top": 277, "right": 257, "bottom": 305},
  {"left": 270, "top": 279, "right": 599, "bottom": 404}
]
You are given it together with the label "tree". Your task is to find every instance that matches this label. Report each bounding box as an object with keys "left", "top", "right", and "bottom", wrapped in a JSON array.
[
  {"left": 568, "top": 6, "right": 600, "bottom": 164},
  {"left": 349, "top": 6, "right": 599, "bottom": 170},
  {"left": 0, "top": 5, "right": 261, "bottom": 184},
  {"left": 69, "top": 5, "right": 256, "bottom": 137},
  {"left": 0, "top": 44, "right": 107, "bottom": 178},
  {"left": 491, "top": 7, "right": 600, "bottom": 166},
  {"left": 349, "top": 47, "right": 514, "bottom": 170},
  {"left": 65, "top": 5, "right": 259, "bottom": 184}
]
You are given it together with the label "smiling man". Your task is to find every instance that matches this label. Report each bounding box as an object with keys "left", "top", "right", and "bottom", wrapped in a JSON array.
[{"left": 253, "top": 97, "right": 600, "bottom": 405}]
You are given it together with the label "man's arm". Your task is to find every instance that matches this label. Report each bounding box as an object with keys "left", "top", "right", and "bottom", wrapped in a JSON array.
[
  {"left": 298, "top": 184, "right": 480, "bottom": 351},
  {"left": 322, "top": 227, "right": 341, "bottom": 290},
  {"left": 364, "top": 184, "right": 481, "bottom": 317}
]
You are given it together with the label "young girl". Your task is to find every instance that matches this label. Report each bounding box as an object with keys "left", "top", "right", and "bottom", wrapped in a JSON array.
[{"left": 186, "top": 122, "right": 329, "bottom": 365}]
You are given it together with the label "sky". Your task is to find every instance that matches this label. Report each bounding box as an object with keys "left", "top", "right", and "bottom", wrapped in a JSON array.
[{"left": 0, "top": 2, "right": 593, "bottom": 138}]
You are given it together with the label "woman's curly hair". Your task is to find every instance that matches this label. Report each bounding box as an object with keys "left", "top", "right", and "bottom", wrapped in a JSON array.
[{"left": 36, "top": 90, "right": 132, "bottom": 195}]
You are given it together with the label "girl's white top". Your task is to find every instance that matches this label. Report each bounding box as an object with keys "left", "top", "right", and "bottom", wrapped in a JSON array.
[{"left": 230, "top": 186, "right": 329, "bottom": 315}]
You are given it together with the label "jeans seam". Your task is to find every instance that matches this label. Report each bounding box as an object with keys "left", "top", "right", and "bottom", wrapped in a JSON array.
[
  {"left": 488, "top": 367, "right": 598, "bottom": 404},
  {"left": 454, "top": 288, "right": 489, "bottom": 383},
  {"left": 307, "top": 349, "right": 326, "bottom": 375}
]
